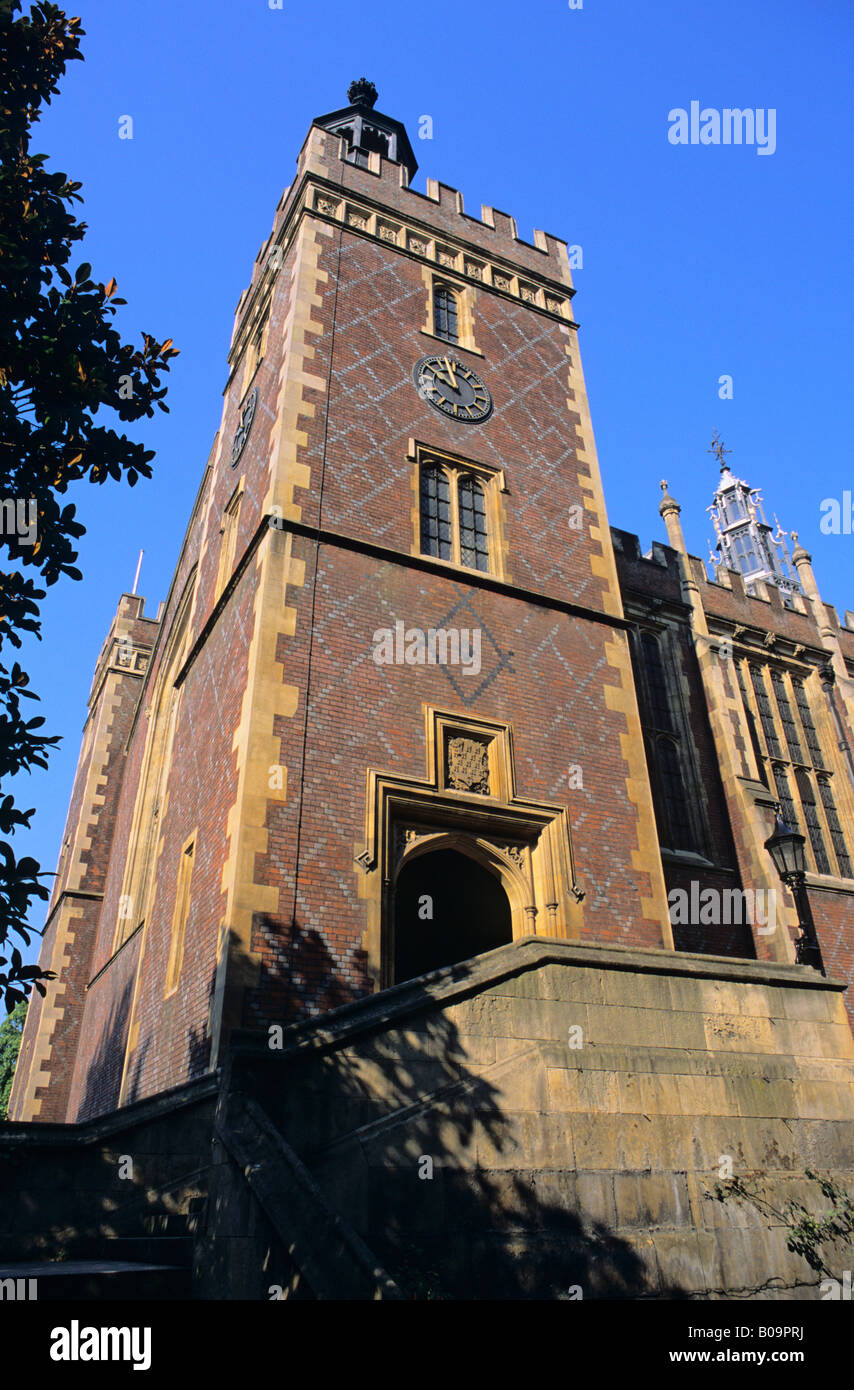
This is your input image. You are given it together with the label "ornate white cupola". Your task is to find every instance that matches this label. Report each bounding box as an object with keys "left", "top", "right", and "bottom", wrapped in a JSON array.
[{"left": 705, "top": 432, "right": 800, "bottom": 605}]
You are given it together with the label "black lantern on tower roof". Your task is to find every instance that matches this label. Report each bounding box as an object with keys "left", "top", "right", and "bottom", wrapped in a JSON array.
[{"left": 314, "top": 81, "right": 418, "bottom": 184}]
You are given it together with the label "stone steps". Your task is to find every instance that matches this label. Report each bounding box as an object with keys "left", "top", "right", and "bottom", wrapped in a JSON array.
[{"left": 0, "top": 1194, "right": 207, "bottom": 1298}]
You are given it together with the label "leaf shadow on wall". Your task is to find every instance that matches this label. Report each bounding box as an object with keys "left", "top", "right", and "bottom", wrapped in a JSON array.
[{"left": 235, "top": 918, "right": 686, "bottom": 1300}]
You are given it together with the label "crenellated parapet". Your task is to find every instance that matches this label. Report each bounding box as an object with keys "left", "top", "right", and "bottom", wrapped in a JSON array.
[
  {"left": 228, "top": 99, "right": 577, "bottom": 381},
  {"left": 613, "top": 525, "right": 853, "bottom": 671},
  {"left": 87, "top": 592, "right": 159, "bottom": 711}
]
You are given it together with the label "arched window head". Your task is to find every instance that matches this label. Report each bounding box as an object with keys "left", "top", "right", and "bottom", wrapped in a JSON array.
[
  {"left": 433, "top": 284, "right": 459, "bottom": 344},
  {"left": 772, "top": 765, "right": 798, "bottom": 836}
]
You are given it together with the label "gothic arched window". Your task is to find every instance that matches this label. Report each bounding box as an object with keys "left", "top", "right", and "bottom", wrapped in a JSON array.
[
  {"left": 792, "top": 679, "right": 826, "bottom": 769},
  {"left": 771, "top": 670, "right": 803, "bottom": 761},
  {"left": 772, "top": 764, "right": 799, "bottom": 837},
  {"left": 742, "top": 664, "right": 849, "bottom": 880},
  {"left": 749, "top": 665, "right": 784, "bottom": 759},
  {"left": 630, "top": 629, "right": 703, "bottom": 855}
]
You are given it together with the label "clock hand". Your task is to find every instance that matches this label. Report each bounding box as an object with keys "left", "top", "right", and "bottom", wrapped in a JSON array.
[{"left": 443, "top": 356, "right": 458, "bottom": 389}]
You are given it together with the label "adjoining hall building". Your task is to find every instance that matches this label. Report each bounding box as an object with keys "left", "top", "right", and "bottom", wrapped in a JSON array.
[{"left": 5, "top": 83, "right": 854, "bottom": 1301}]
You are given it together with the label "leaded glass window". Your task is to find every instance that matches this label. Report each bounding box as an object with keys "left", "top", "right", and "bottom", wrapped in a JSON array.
[
  {"left": 796, "top": 770, "right": 831, "bottom": 875},
  {"left": 792, "top": 679, "right": 826, "bottom": 769},
  {"left": 772, "top": 764, "right": 799, "bottom": 834},
  {"left": 817, "top": 778, "right": 852, "bottom": 878},
  {"left": 418, "top": 458, "right": 493, "bottom": 573},
  {"left": 743, "top": 663, "right": 847, "bottom": 880},
  {"left": 433, "top": 285, "right": 459, "bottom": 344},
  {"left": 658, "top": 738, "right": 693, "bottom": 851},
  {"left": 419, "top": 465, "right": 451, "bottom": 560},
  {"left": 770, "top": 671, "right": 803, "bottom": 762},
  {"left": 640, "top": 632, "right": 674, "bottom": 733},
  {"left": 750, "top": 666, "right": 784, "bottom": 759},
  {"left": 736, "top": 661, "right": 767, "bottom": 785},
  {"left": 457, "top": 474, "right": 489, "bottom": 572}
]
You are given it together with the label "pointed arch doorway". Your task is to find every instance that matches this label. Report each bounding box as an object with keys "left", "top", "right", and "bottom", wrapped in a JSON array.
[
  {"left": 356, "top": 708, "right": 587, "bottom": 990},
  {"left": 393, "top": 845, "right": 513, "bottom": 983}
]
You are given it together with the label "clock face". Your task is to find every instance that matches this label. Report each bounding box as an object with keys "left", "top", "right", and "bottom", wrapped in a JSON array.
[
  {"left": 231, "top": 387, "right": 258, "bottom": 467},
  {"left": 413, "top": 355, "right": 493, "bottom": 424}
]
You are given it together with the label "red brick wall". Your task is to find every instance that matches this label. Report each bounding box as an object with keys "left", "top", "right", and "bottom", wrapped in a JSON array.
[
  {"left": 314, "top": 231, "right": 601, "bottom": 607},
  {"left": 57, "top": 224, "right": 309, "bottom": 1119},
  {"left": 66, "top": 552, "right": 259, "bottom": 1119},
  {"left": 66, "top": 930, "right": 141, "bottom": 1120},
  {"left": 244, "top": 546, "right": 660, "bottom": 1025},
  {"left": 810, "top": 887, "right": 854, "bottom": 1023},
  {"left": 9, "top": 598, "right": 155, "bottom": 1121},
  {"left": 224, "top": 211, "right": 656, "bottom": 1027}
]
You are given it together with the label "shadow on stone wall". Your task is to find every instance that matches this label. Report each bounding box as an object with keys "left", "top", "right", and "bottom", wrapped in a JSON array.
[
  {"left": 77, "top": 977, "right": 142, "bottom": 1122},
  {"left": 7, "top": 927, "right": 847, "bottom": 1299},
  {"left": 232, "top": 926, "right": 683, "bottom": 1300}
]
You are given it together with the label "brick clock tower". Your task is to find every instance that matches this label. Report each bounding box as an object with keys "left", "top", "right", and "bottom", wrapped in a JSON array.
[
  {"left": 8, "top": 82, "right": 854, "bottom": 1303},
  {"left": 9, "top": 77, "right": 854, "bottom": 1138},
  {"left": 10, "top": 79, "right": 670, "bottom": 1120}
]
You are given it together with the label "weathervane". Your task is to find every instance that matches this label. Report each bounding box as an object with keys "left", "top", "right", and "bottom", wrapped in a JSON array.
[{"left": 707, "top": 430, "right": 732, "bottom": 471}]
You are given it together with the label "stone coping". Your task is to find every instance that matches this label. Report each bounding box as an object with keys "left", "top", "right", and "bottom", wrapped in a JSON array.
[
  {"left": 3, "top": 939, "right": 845, "bottom": 1144},
  {"left": 226, "top": 936, "right": 847, "bottom": 1066},
  {"left": 0, "top": 1072, "right": 219, "bottom": 1150}
]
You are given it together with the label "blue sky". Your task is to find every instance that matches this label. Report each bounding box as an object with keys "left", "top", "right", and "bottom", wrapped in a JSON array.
[{"left": 13, "top": 0, "right": 853, "bottom": 962}]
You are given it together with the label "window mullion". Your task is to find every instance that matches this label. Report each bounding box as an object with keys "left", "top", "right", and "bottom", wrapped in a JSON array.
[{"left": 449, "top": 467, "right": 461, "bottom": 565}]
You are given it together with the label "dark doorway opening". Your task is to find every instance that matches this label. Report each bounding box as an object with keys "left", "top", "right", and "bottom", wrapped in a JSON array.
[{"left": 393, "top": 847, "right": 513, "bottom": 983}]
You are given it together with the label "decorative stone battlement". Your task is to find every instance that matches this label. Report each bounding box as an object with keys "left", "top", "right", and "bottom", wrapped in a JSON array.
[
  {"left": 88, "top": 593, "right": 158, "bottom": 712},
  {"left": 299, "top": 121, "right": 574, "bottom": 268},
  {"left": 611, "top": 526, "right": 849, "bottom": 667},
  {"left": 230, "top": 117, "right": 577, "bottom": 369}
]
